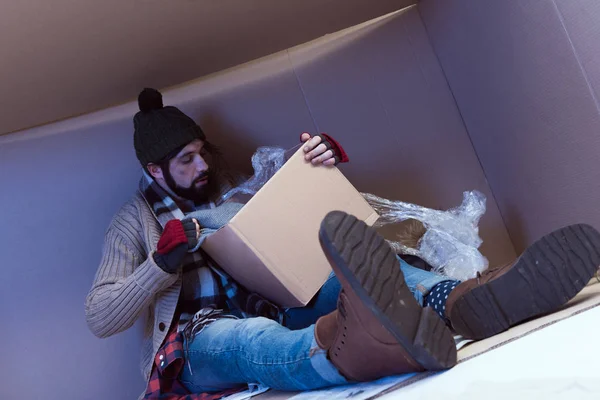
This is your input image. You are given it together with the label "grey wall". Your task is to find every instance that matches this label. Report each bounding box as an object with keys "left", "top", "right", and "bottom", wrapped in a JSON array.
[
  {"left": 0, "top": 121, "right": 146, "bottom": 399},
  {"left": 420, "top": 0, "right": 600, "bottom": 252},
  {"left": 0, "top": 7, "right": 515, "bottom": 399},
  {"left": 285, "top": 7, "right": 515, "bottom": 264}
]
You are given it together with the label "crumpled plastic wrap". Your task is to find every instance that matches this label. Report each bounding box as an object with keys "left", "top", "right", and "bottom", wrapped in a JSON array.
[
  {"left": 362, "top": 191, "right": 489, "bottom": 281},
  {"left": 217, "top": 145, "right": 488, "bottom": 281},
  {"left": 219, "top": 146, "right": 289, "bottom": 203}
]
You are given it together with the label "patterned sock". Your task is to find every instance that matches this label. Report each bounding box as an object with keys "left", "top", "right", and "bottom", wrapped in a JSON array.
[{"left": 425, "top": 280, "right": 460, "bottom": 323}]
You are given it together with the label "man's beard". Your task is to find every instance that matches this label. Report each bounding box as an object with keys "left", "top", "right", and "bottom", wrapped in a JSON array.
[{"left": 163, "top": 168, "right": 221, "bottom": 204}]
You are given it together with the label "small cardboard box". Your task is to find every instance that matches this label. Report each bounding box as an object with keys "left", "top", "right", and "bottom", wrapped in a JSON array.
[{"left": 201, "top": 146, "right": 379, "bottom": 308}]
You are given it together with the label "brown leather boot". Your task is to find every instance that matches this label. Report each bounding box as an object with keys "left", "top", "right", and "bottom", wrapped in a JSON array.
[
  {"left": 316, "top": 211, "right": 457, "bottom": 381},
  {"left": 446, "top": 224, "right": 600, "bottom": 340}
]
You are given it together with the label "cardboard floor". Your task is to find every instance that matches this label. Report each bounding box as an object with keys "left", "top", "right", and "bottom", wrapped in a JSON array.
[{"left": 251, "top": 277, "right": 600, "bottom": 400}]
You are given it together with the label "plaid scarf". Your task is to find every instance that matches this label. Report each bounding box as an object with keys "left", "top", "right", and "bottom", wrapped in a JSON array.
[{"left": 139, "top": 171, "right": 281, "bottom": 330}]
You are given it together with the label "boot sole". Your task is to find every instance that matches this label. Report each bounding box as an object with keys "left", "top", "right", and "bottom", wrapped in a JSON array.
[
  {"left": 319, "top": 211, "right": 457, "bottom": 371},
  {"left": 450, "top": 224, "right": 600, "bottom": 340}
]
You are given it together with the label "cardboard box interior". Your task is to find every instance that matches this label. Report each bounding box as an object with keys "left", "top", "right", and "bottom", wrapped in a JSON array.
[{"left": 3, "top": 1, "right": 600, "bottom": 398}]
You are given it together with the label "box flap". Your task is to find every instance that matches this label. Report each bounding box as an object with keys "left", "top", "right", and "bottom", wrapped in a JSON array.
[
  {"left": 202, "top": 224, "right": 305, "bottom": 307},
  {"left": 227, "top": 146, "right": 378, "bottom": 304}
]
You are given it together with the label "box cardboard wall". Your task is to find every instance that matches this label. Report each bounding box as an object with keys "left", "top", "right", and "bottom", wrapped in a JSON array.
[
  {"left": 420, "top": 0, "right": 600, "bottom": 252},
  {"left": 4, "top": 2, "right": 600, "bottom": 398},
  {"left": 177, "top": 6, "right": 516, "bottom": 268},
  {"left": 0, "top": 11, "right": 518, "bottom": 397}
]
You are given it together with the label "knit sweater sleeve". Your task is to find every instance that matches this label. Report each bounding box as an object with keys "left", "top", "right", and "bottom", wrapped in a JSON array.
[{"left": 85, "top": 223, "right": 178, "bottom": 339}]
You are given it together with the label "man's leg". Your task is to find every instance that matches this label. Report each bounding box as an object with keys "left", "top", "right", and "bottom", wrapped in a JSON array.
[
  {"left": 181, "top": 212, "right": 459, "bottom": 393},
  {"left": 283, "top": 257, "right": 456, "bottom": 330},
  {"left": 316, "top": 211, "right": 457, "bottom": 381},
  {"left": 180, "top": 317, "right": 347, "bottom": 393},
  {"left": 283, "top": 272, "right": 341, "bottom": 330},
  {"left": 398, "top": 256, "right": 458, "bottom": 306},
  {"left": 444, "top": 224, "right": 600, "bottom": 340},
  {"left": 398, "top": 223, "right": 600, "bottom": 340},
  {"left": 398, "top": 257, "right": 462, "bottom": 323}
]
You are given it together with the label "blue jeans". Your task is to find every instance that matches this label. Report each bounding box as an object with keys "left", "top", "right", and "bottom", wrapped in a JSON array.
[{"left": 180, "top": 257, "right": 453, "bottom": 392}]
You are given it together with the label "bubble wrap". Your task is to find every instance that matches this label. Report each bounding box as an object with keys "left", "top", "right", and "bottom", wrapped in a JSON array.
[
  {"left": 362, "top": 191, "right": 489, "bottom": 281},
  {"left": 219, "top": 146, "right": 289, "bottom": 202},
  {"left": 218, "top": 145, "right": 488, "bottom": 281}
]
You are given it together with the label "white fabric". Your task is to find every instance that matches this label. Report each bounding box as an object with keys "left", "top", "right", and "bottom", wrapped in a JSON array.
[{"left": 381, "top": 307, "right": 600, "bottom": 399}]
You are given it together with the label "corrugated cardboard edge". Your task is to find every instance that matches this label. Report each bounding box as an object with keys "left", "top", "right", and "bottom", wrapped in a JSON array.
[
  {"left": 368, "top": 280, "right": 600, "bottom": 399},
  {"left": 365, "top": 212, "right": 380, "bottom": 226}
]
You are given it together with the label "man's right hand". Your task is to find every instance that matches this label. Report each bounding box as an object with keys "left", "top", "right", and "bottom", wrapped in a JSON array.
[{"left": 153, "top": 219, "right": 200, "bottom": 273}]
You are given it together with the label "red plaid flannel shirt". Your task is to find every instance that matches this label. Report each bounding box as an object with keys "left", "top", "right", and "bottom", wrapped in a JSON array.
[{"left": 143, "top": 326, "right": 243, "bottom": 400}]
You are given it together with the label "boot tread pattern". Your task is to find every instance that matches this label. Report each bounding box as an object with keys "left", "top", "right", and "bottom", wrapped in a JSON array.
[
  {"left": 320, "top": 211, "right": 457, "bottom": 370},
  {"left": 451, "top": 224, "right": 600, "bottom": 340}
]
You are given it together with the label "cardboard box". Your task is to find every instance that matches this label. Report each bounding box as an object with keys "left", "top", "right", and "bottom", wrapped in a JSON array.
[{"left": 201, "top": 146, "right": 379, "bottom": 308}]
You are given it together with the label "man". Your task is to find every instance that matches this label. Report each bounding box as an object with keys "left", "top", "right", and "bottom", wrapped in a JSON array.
[{"left": 86, "top": 88, "right": 600, "bottom": 398}]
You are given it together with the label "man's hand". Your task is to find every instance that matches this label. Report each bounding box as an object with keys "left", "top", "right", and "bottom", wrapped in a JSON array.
[
  {"left": 301, "top": 132, "right": 349, "bottom": 166},
  {"left": 182, "top": 218, "right": 201, "bottom": 249},
  {"left": 153, "top": 219, "right": 200, "bottom": 273}
]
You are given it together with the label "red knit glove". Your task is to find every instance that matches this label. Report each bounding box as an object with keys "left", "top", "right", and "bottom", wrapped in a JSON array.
[
  {"left": 153, "top": 219, "right": 197, "bottom": 273},
  {"left": 157, "top": 220, "right": 187, "bottom": 254},
  {"left": 320, "top": 133, "right": 349, "bottom": 164}
]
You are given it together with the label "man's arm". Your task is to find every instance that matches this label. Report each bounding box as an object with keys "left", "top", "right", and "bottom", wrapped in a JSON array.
[{"left": 85, "top": 227, "right": 179, "bottom": 338}]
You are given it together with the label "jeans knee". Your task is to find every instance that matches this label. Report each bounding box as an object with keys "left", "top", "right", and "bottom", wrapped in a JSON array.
[{"left": 238, "top": 317, "right": 284, "bottom": 344}]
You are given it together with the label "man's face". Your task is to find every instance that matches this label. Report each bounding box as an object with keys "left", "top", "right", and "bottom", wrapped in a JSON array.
[{"left": 149, "top": 139, "right": 220, "bottom": 203}]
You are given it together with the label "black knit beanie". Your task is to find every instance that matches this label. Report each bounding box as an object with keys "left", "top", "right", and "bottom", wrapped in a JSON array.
[{"left": 133, "top": 88, "right": 206, "bottom": 167}]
